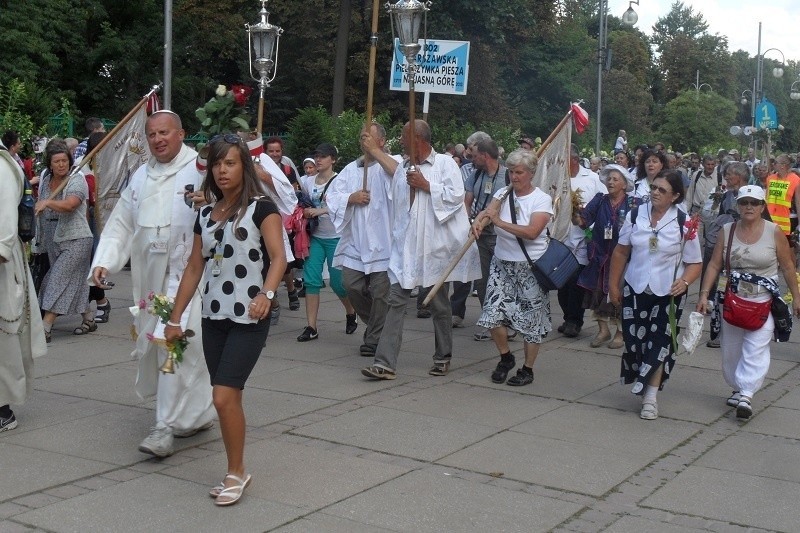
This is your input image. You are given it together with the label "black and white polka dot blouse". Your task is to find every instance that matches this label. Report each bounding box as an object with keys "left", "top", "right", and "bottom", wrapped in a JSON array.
[{"left": 194, "top": 197, "right": 280, "bottom": 323}]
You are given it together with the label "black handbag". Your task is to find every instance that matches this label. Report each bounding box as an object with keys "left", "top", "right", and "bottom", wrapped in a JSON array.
[
  {"left": 508, "top": 188, "right": 579, "bottom": 291},
  {"left": 29, "top": 252, "right": 49, "bottom": 294},
  {"left": 771, "top": 296, "right": 792, "bottom": 342}
]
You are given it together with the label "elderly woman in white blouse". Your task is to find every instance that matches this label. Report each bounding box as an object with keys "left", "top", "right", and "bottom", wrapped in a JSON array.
[{"left": 609, "top": 169, "right": 702, "bottom": 421}]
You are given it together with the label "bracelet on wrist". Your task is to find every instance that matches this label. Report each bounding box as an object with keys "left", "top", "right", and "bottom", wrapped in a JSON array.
[{"left": 166, "top": 320, "right": 181, "bottom": 327}]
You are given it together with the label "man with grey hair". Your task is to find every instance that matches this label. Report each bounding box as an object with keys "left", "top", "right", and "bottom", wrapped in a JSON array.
[
  {"left": 361, "top": 119, "right": 480, "bottom": 380},
  {"left": 327, "top": 123, "right": 400, "bottom": 358}
]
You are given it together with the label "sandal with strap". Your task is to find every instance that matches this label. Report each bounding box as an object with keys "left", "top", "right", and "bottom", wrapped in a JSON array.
[
  {"left": 214, "top": 473, "right": 252, "bottom": 506},
  {"left": 640, "top": 401, "right": 658, "bottom": 420},
  {"left": 73, "top": 320, "right": 97, "bottom": 335}
]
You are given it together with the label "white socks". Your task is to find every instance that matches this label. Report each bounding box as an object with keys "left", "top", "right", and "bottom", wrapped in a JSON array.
[{"left": 643, "top": 385, "right": 658, "bottom": 404}]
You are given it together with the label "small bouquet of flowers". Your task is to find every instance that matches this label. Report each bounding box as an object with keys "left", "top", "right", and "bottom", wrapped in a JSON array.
[{"left": 139, "top": 291, "right": 194, "bottom": 373}]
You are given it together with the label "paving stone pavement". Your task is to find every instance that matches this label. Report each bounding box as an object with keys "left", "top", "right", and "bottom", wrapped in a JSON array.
[{"left": 2, "top": 271, "right": 799, "bottom": 532}]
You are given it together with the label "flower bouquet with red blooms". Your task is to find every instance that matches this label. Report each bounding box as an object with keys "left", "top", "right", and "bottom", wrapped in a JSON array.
[
  {"left": 670, "top": 214, "right": 702, "bottom": 355},
  {"left": 139, "top": 291, "right": 194, "bottom": 373},
  {"left": 195, "top": 84, "right": 252, "bottom": 137}
]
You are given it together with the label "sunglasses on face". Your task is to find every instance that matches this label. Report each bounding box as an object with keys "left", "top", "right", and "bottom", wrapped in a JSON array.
[
  {"left": 737, "top": 199, "right": 763, "bottom": 207},
  {"left": 649, "top": 184, "right": 673, "bottom": 195}
]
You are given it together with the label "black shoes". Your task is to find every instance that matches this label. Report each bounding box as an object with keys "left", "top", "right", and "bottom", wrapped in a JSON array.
[
  {"left": 506, "top": 368, "right": 534, "bottom": 386},
  {"left": 562, "top": 323, "right": 580, "bottom": 338},
  {"left": 491, "top": 357, "right": 516, "bottom": 383},
  {"left": 297, "top": 326, "right": 318, "bottom": 342},
  {"left": 346, "top": 314, "right": 358, "bottom": 334}
]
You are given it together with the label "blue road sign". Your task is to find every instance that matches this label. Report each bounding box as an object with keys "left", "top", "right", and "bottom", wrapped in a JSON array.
[{"left": 756, "top": 98, "right": 778, "bottom": 129}]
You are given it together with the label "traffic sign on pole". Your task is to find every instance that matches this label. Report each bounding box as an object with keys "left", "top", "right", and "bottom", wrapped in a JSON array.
[{"left": 756, "top": 97, "right": 778, "bottom": 129}]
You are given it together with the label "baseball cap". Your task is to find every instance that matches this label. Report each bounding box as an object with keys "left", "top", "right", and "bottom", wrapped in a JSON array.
[
  {"left": 313, "top": 143, "right": 338, "bottom": 158},
  {"left": 737, "top": 185, "right": 765, "bottom": 202}
]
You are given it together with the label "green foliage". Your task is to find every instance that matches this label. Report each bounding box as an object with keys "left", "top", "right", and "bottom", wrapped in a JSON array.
[
  {"left": 0, "top": 80, "right": 37, "bottom": 153},
  {"left": 284, "top": 107, "right": 336, "bottom": 164},
  {"left": 657, "top": 90, "right": 737, "bottom": 153}
]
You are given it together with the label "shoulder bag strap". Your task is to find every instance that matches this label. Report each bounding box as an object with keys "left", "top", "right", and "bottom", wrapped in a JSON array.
[
  {"left": 725, "top": 221, "right": 736, "bottom": 278},
  {"left": 320, "top": 173, "right": 337, "bottom": 203},
  {"left": 508, "top": 187, "right": 541, "bottom": 270}
]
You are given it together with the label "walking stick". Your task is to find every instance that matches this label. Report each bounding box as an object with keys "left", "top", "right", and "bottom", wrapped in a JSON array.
[
  {"left": 421, "top": 109, "right": 574, "bottom": 306},
  {"left": 362, "top": 0, "right": 380, "bottom": 191}
]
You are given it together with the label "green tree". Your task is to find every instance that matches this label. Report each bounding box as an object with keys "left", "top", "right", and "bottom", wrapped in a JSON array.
[{"left": 657, "top": 90, "right": 737, "bottom": 152}]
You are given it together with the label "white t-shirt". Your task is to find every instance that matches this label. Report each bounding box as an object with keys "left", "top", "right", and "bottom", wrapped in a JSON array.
[
  {"left": 493, "top": 187, "right": 553, "bottom": 262},
  {"left": 300, "top": 173, "right": 338, "bottom": 239}
]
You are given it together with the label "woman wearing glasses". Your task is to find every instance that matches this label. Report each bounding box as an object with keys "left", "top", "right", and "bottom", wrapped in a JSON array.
[
  {"left": 696, "top": 185, "right": 800, "bottom": 419},
  {"left": 165, "top": 134, "right": 287, "bottom": 506},
  {"left": 609, "top": 170, "right": 702, "bottom": 420}
]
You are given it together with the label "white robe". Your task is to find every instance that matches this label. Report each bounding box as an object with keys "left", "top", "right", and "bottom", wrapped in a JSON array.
[
  {"left": 388, "top": 150, "right": 480, "bottom": 289},
  {"left": 328, "top": 158, "right": 396, "bottom": 274},
  {"left": 90, "top": 144, "right": 214, "bottom": 432},
  {"left": 0, "top": 149, "right": 47, "bottom": 407},
  {"left": 257, "top": 153, "right": 296, "bottom": 263}
]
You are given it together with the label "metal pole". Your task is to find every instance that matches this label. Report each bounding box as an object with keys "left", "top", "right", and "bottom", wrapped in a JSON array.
[
  {"left": 595, "top": 0, "right": 606, "bottom": 155},
  {"left": 163, "top": 0, "right": 173, "bottom": 109},
  {"left": 695, "top": 70, "right": 700, "bottom": 96}
]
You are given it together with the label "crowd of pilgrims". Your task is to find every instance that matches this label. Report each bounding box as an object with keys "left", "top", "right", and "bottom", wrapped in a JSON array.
[{"left": 3, "top": 116, "right": 800, "bottom": 505}]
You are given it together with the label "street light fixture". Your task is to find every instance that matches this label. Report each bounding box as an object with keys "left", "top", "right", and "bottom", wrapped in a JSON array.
[
  {"left": 791, "top": 81, "right": 800, "bottom": 101},
  {"left": 622, "top": 0, "right": 640, "bottom": 25},
  {"left": 386, "top": 0, "right": 431, "bottom": 207},
  {"left": 245, "top": 0, "right": 283, "bottom": 134},
  {"left": 740, "top": 89, "right": 752, "bottom": 106}
]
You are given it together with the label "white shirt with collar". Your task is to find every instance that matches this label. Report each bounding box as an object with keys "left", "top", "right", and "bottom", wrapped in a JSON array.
[{"left": 567, "top": 166, "right": 607, "bottom": 264}]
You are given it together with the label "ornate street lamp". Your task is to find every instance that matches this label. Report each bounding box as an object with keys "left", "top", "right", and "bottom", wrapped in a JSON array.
[
  {"left": 245, "top": 0, "right": 283, "bottom": 134},
  {"left": 621, "top": 0, "right": 640, "bottom": 26},
  {"left": 790, "top": 81, "right": 800, "bottom": 101},
  {"left": 386, "top": 0, "right": 430, "bottom": 206}
]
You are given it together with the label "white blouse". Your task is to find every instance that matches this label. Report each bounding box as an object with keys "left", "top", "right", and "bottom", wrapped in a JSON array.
[{"left": 618, "top": 203, "right": 702, "bottom": 296}]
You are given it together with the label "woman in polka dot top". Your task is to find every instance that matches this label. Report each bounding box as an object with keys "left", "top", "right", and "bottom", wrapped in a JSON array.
[{"left": 165, "top": 134, "right": 287, "bottom": 506}]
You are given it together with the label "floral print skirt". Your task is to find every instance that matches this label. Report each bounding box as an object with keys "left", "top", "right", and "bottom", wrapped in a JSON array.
[
  {"left": 477, "top": 258, "right": 551, "bottom": 344},
  {"left": 620, "top": 284, "right": 684, "bottom": 395}
]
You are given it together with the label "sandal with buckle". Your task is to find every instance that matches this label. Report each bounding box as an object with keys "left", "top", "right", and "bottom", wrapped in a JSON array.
[
  {"left": 95, "top": 301, "right": 111, "bottom": 323},
  {"left": 640, "top": 401, "right": 658, "bottom": 420},
  {"left": 213, "top": 473, "right": 252, "bottom": 505},
  {"left": 73, "top": 320, "right": 97, "bottom": 335}
]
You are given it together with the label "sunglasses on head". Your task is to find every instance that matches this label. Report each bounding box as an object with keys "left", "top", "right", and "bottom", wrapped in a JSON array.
[
  {"left": 209, "top": 133, "right": 244, "bottom": 145},
  {"left": 737, "top": 199, "right": 762, "bottom": 207},
  {"left": 649, "top": 184, "right": 672, "bottom": 195}
]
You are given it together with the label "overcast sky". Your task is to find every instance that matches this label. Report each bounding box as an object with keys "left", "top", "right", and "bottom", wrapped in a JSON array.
[{"left": 608, "top": 0, "right": 799, "bottom": 62}]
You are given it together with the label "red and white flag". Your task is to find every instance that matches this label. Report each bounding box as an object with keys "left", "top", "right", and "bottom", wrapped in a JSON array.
[{"left": 571, "top": 102, "right": 590, "bottom": 135}]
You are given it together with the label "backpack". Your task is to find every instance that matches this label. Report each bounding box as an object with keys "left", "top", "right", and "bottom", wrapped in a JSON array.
[{"left": 0, "top": 146, "right": 35, "bottom": 242}]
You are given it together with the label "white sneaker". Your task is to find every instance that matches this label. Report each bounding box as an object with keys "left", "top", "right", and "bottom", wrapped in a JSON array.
[
  {"left": 138, "top": 424, "right": 174, "bottom": 457},
  {"left": 174, "top": 420, "right": 214, "bottom": 438}
]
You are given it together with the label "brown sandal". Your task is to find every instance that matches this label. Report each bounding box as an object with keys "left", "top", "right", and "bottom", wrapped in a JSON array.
[{"left": 73, "top": 320, "right": 97, "bottom": 335}]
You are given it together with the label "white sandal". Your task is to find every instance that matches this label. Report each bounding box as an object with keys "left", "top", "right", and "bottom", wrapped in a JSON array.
[
  {"left": 640, "top": 401, "right": 658, "bottom": 420},
  {"left": 211, "top": 473, "right": 252, "bottom": 504}
]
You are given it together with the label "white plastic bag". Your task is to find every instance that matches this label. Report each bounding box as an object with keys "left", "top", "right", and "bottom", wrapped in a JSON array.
[{"left": 678, "top": 311, "right": 705, "bottom": 356}]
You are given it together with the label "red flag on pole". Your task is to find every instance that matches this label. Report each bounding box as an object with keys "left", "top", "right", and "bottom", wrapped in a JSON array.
[{"left": 571, "top": 102, "right": 589, "bottom": 134}]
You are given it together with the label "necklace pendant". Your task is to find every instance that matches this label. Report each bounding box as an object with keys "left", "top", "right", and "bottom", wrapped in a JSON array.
[{"left": 648, "top": 233, "right": 659, "bottom": 253}]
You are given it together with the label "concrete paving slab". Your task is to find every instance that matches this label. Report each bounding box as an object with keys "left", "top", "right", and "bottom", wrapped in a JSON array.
[
  {"left": 264, "top": 337, "right": 361, "bottom": 362},
  {"left": 440, "top": 430, "right": 642, "bottom": 496},
  {"left": 773, "top": 384, "right": 800, "bottom": 410},
  {"left": 511, "top": 403, "right": 702, "bottom": 459},
  {"left": 247, "top": 363, "right": 412, "bottom": 401},
  {"left": 741, "top": 405, "right": 800, "bottom": 439},
  {"left": 2, "top": 405, "right": 169, "bottom": 466},
  {"left": 679, "top": 348, "right": 794, "bottom": 382},
  {"left": 376, "top": 382, "right": 566, "bottom": 429},
  {"left": 457, "top": 349, "right": 619, "bottom": 401},
  {"left": 0, "top": 443, "right": 115, "bottom": 500},
  {"left": 579, "top": 366, "right": 732, "bottom": 423},
  {"left": 12, "top": 473, "right": 304, "bottom": 533},
  {"left": 605, "top": 516, "right": 706, "bottom": 532},
  {"left": 33, "top": 363, "right": 147, "bottom": 407},
  {"left": 293, "top": 405, "right": 498, "bottom": 462},
  {"left": 272, "top": 512, "right": 397, "bottom": 532},
  {"left": 696, "top": 432, "right": 800, "bottom": 483},
  {"left": 324, "top": 469, "right": 583, "bottom": 532},
  {"left": 2, "top": 391, "right": 119, "bottom": 435},
  {"left": 643, "top": 465, "right": 800, "bottom": 531},
  {"left": 240, "top": 388, "right": 337, "bottom": 428},
  {"left": 245, "top": 354, "right": 306, "bottom": 378},
  {"left": 164, "top": 438, "right": 409, "bottom": 510}
]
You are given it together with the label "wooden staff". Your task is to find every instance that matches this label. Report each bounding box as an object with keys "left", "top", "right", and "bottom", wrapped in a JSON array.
[
  {"left": 421, "top": 109, "right": 574, "bottom": 306},
  {"left": 46, "top": 85, "right": 161, "bottom": 201},
  {"left": 362, "top": 0, "right": 381, "bottom": 191}
]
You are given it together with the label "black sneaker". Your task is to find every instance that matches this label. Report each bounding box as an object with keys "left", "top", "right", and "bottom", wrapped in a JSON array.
[
  {"left": 491, "top": 357, "right": 516, "bottom": 383},
  {"left": 359, "top": 344, "right": 376, "bottom": 357},
  {"left": 346, "top": 313, "right": 358, "bottom": 334},
  {"left": 288, "top": 290, "right": 300, "bottom": 311},
  {"left": 297, "top": 326, "right": 318, "bottom": 342},
  {"left": 417, "top": 309, "right": 431, "bottom": 319},
  {"left": 506, "top": 369, "right": 534, "bottom": 386},
  {"left": 0, "top": 412, "right": 18, "bottom": 432}
]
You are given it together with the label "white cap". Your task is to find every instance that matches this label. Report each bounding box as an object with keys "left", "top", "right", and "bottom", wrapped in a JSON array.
[{"left": 737, "top": 185, "right": 765, "bottom": 202}]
